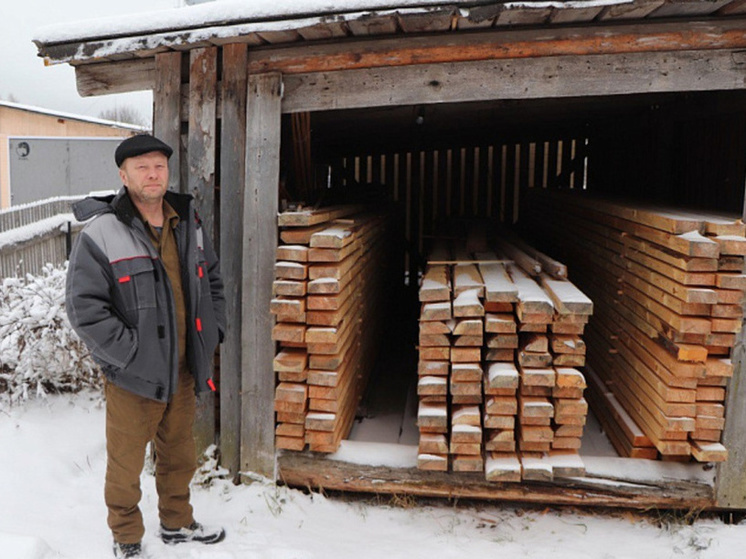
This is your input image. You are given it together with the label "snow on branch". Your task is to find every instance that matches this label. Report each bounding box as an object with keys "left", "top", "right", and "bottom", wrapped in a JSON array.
[{"left": 0, "top": 263, "right": 101, "bottom": 407}]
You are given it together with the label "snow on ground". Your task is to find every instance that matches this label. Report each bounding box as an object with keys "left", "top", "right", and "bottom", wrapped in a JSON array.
[{"left": 2, "top": 393, "right": 746, "bottom": 559}]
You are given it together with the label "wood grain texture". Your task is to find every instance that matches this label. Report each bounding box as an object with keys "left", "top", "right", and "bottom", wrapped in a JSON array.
[
  {"left": 241, "top": 72, "right": 283, "bottom": 477},
  {"left": 282, "top": 49, "right": 746, "bottom": 113},
  {"left": 218, "top": 43, "right": 248, "bottom": 477}
]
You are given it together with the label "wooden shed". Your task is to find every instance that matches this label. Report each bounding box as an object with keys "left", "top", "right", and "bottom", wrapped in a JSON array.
[{"left": 34, "top": 0, "right": 746, "bottom": 511}]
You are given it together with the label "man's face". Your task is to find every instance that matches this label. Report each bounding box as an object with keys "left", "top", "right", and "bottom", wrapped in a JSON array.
[{"left": 119, "top": 151, "right": 169, "bottom": 205}]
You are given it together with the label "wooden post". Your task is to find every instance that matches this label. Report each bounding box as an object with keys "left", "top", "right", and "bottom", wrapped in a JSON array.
[
  {"left": 153, "top": 52, "right": 182, "bottom": 192},
  {"left": 240, "top": 72, "right": 283, "bottom": 478},
  {"left": 715, "top": 180, "right": 746, "bottom": 509},
  {"left": 188, "top": 47, "right": 219, "bottom": 456},
  {"left": 219, "top": 43, "right": 248, "bottom": 476}
]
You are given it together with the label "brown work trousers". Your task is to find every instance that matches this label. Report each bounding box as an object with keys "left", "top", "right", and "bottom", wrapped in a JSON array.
[{"left": 104, "top": 369, "right": 197, "bottom": 544}]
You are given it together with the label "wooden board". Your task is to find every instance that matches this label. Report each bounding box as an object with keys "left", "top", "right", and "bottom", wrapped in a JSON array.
[
  {"left": 479, "top": 262, "right": 519, "bottom": 302},
  {"left": 278, "top": 204, "right": 366, "bottom": 227}
]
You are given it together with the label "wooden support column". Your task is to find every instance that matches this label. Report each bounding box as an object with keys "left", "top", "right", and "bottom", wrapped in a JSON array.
[
  {"left": 153, "top": 52, "right": 182, "bottom": 192},
  {"left": 240, "top": 72, "right": 282, "bottom": 478},
  {"left": 188, "top": 47, "right": 219, "bottom": 455},
  {"left": 219, "top": 43, "right": 249, "bottom": 476},
  {"left": 715, "top": 183, "right": 746, "bottom": 509}
]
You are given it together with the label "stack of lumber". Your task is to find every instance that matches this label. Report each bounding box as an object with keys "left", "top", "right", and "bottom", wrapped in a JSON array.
[
  {"left": 480, "top": 257, "right": 519, "bottom": 467},
  {"left": 416, "top": 240, "right": 592, "bottom": 481},
  {"left": 523, "top": 189, "right": 742, "bottom": 462},
  {"left": 543, "top": 276, "right": 592, "bottom": 455},
  {"left": 272, "top": 205, "right": 390, "bottom": 453},
  {"left": 417, "top": 257, "right": 454, "bottom": 472},
  {"left": 450, "top": 262, "right": 487, "bottom": 472},
  {"left": 509, "top": 260, "right": 592, "bottom": 478},
  {"left": 511, "top": 263, "right": 556, "bottom": 458}
]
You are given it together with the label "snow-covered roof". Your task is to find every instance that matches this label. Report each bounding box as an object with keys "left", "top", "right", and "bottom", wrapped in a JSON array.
[
  {"left": 33, "top": 0, "right": 739, "bottom": 67},
  {"left": 0, "top": 100, "right": 149, "bottom": 132},
  {"left": 34, "top": 1, "right": 511, "bottom": 43}
]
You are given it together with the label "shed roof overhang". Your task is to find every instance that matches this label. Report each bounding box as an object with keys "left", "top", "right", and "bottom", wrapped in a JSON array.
[{"left": 33, "top": 0, "right": 746, "bottom": 68}]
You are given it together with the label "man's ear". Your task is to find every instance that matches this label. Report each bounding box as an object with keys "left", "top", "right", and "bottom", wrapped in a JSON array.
[{"left": 118, "top": 167, "right": 127, "bottom": 186}]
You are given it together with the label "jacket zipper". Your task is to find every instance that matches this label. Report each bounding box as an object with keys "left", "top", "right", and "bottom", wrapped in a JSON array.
[{"left": 134, "top": 222, "right": 176, "bottom": 401}]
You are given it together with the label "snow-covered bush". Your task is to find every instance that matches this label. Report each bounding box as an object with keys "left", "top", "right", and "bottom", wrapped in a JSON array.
[{"left": 0, "top": 263, "right": 101, "bottom": 405}]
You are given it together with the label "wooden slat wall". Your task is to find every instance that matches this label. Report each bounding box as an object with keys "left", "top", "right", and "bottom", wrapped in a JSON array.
[{"left": 326, "top": 136, "right": 587, "bottom": 263}]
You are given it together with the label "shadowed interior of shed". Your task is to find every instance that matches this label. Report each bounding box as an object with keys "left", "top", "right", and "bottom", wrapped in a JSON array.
[{"left": 272, "top": 88, "right": 746, "bottom": 468}]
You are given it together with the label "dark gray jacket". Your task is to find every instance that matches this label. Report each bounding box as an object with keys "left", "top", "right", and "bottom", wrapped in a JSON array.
[{"left": 65, "top": 187, "right": 226, "bottom": 402}]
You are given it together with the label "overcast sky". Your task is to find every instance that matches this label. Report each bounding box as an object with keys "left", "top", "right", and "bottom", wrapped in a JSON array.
[{"left": 1, "top": 0, "right": 180, "bottom": 125}]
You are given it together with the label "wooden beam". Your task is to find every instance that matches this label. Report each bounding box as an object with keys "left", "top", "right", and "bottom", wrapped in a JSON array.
[
  {"left": 277, "top": 452, "right": 715, "bottom": 509},
  {"left": 188, "top": 46, "right": 219, "bottom": 455},
  {"left": 153, "top": 52, "right": 182, "bottom": 191},
  {"left": 282, "top": 49, "right": 746, "bottom": 113},
  {"left": 219, "top": 43, "right": 248, "bottom": 477},
  {"left": 76, "top": 58, "right": 155, "bottom": 97},
  {"left": 67, "top": 18, "right": 746, "bottom": 98},
  {"left": 248, "top": 19, "right": 746, "bottom": 75},
  {"left": 240, "top": 72, "right": 283, "bottom": 477}
]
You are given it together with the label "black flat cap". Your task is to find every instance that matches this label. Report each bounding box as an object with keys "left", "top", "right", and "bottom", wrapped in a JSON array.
[{"left": 115, "top": 134, "right": 173, "bottom": 167}]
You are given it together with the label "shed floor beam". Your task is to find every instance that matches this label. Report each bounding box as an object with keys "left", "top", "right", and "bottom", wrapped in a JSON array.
[{"left": 277, "top": 453, "right": 716, "bottom": 510}]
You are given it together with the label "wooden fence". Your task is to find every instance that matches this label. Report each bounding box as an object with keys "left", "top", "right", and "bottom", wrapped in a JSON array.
[{"left": 0, "top": 197, "right": 84, "bottom": 279}]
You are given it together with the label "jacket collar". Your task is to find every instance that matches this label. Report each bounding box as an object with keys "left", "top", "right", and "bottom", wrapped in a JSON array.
[{"left": 71, "top": 187, "right": 193, "bottom": 225}]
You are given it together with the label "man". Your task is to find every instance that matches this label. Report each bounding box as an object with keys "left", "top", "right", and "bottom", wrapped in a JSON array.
[{"left": 66, "top": 134, "right": 227, "bottom": 559}]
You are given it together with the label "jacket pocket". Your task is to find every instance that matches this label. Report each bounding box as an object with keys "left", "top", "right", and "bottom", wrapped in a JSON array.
[{"left": 110, "top": 257, "right": 158, "bottom": 326}]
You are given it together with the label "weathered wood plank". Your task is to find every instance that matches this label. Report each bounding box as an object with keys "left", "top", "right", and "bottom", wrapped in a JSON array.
[
  {"left": 346, "top": 14, "right": 398, "bottom": 36},
  {"left": 282, "top": 49, "right": 746, "bottom": 113},
  {"left": 717, "top": 0, "right": 746, "bottom": 15},
  {"left": 397, "top": 10, "right": 454, "bottom": 33},
  {"left": 76, "top": 58, "right": 155, "bottom": 97},
  {"left": 598, "top": 0, "right": 666, "bottom": 20},
  {"left": 495, "top": 7, "right": 551, "bottom": 25},
  {"left": 297, "top": 21, "right": 349, "bottom": 41},
  {"left": 649, "top": 0, "right": 732, "bottom": 18},
  {"left": 153, "top": 52, "right": 182, "bottom": 192},
  {"left": 277, "top": 452, "right": 715, "bottom": 509},
  {"left": 248, "top": 20, "right": 746, "bottom": 75},
  {"left": 188, "top": 46, "right": 219, "bottom": 455},
  {"left": 188, "top": 47, "right": 218, "bottom": 238},
  {"left": 548, "top": 5, "right": 605, "bottom": 24},
  {"left": 219, "top": 43, "right": 248, "bottom": 476},
  {"left": 241, "top": 72, "right": 283, "bottom": 478}
]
